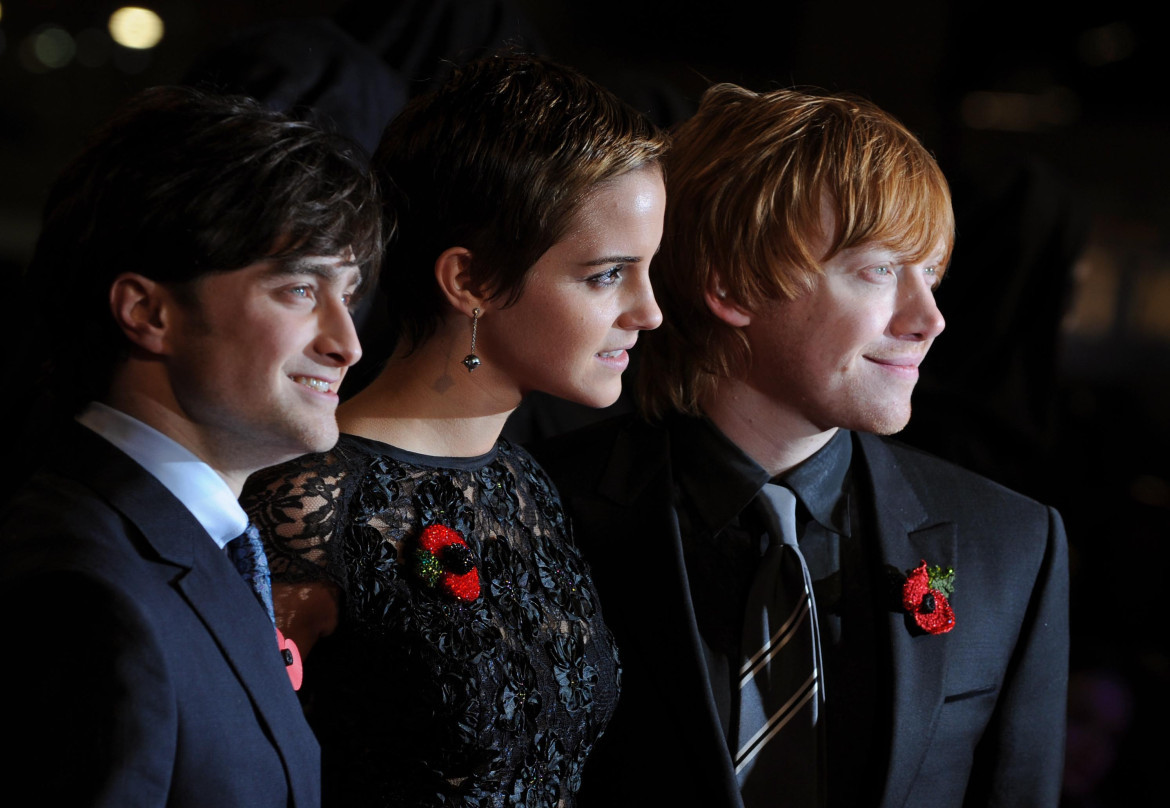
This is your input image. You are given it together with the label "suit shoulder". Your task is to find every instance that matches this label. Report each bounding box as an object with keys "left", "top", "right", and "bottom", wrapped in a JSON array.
[
  {"left": 1, "top": 469, "right": 172, "bottom": 586},
  {"left": 3, "top": 471, "right": 126, "bottom": 546},
  {"left": 861, "top": 433, "right": 1059, "bottom": 521}
]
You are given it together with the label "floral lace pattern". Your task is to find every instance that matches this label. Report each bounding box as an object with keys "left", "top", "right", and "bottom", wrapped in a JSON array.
[{"left": 242, "top": 435, "right": 619, "bottom": 807}]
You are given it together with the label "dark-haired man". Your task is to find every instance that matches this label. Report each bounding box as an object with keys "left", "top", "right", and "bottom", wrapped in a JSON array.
[
  {"left": 538, "top": 86, "right": 1068, "bottom": 808},
  {"left": 0, "top": 86, "right": 382, "bottom": 806}
]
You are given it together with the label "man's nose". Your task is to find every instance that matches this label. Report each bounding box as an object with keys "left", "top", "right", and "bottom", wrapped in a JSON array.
[
  {"left": 892, "top": 272, "right": 945, "bottom": 340},
  {"left": 315, "top": 300, "right": 363, "bottom": 367}
]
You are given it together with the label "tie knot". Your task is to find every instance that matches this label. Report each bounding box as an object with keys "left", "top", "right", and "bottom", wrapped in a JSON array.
[{"left": 756, "top": 484, "right": 799, "bottom": 549}]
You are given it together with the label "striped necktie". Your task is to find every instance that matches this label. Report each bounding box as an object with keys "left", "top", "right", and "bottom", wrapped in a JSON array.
[{"left": 736, "top": 483, "right": 825, "bottom": 807}]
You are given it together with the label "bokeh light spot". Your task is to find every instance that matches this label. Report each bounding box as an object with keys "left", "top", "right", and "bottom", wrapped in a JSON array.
[
  {"left": 33, "top": 25, "right": 76, "bottom": 69},
  {"left": 109, "top": 6, "right": 164, "bottom": 50}
]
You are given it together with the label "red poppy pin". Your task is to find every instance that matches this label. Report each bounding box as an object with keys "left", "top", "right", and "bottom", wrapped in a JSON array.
[
  {"left": 276, "top": 627, "right": 303, "bottom": 691},
  {"left": 413, "top": 524, "right": 481, "bottom": 602},
  {"left": 901, "top": 559, "right": 955, "bottom": 635}
]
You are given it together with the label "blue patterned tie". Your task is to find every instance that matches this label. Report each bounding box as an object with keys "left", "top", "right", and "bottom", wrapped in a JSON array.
[
  {"left": 225, "top": 523, "right": 275, "bottom": 625},
  {"left": 736, "top": 483, "right": 825, "bottom": 807}
]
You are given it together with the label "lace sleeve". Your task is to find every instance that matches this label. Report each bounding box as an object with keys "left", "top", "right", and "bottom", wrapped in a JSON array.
[{"left": 241, "top": 449, "right": 351, "bottom": 588}]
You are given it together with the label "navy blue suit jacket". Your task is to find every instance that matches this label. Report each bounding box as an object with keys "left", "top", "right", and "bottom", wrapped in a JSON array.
[
  {"left": 536, "top": 417, "right": 1069, "bottom": 808},
  {"left": 0, "top": 424, "right": 320, "bottom": 806}
]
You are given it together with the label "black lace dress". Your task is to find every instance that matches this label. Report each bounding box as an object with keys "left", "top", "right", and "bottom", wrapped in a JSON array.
[{"left": 241, "top": 435, "right": 620, "bottom": 808}]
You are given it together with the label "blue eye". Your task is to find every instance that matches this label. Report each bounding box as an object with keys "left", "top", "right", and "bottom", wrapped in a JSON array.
[
  {"left": 284, "top": 284, "right": 317, "bottom": 303},
  {"left": 924, "top": 266, "right": 943, "bottom": 290}
]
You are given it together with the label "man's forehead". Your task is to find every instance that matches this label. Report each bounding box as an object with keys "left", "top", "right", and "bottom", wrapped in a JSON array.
[
  {"left": 816, "top": 199, "right": 951, "bottom": 266},
  {"left": 832, "top": 239, "right": 949, "bottom": 265}
]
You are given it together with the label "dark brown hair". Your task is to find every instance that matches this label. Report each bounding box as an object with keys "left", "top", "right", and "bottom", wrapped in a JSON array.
[
  {"left": 28, "top": 85, "right": 384, "bottom": 414},
  {"left": 373, "top": 53, "right": 667, "bottom": 352}
]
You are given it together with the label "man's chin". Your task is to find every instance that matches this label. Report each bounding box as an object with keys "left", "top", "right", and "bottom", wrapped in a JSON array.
[
  {"left": 267, "top": 424, "right": 340, "bottom": 466},
  {"left": 847, "top": 403, "right": 913, "bottom": 436},
  {"left": 304, "top": 427, "right": 342, "bottom": 456}
]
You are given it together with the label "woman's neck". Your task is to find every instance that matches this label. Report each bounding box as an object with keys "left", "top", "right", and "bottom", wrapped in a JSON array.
[{"left": 339, "top": 332, "right": 518, "bottom": 458}]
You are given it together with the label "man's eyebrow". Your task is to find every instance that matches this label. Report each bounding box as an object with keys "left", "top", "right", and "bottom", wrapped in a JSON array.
[{"left": 270, "top": 256, "right": 360, "bottom": 282}]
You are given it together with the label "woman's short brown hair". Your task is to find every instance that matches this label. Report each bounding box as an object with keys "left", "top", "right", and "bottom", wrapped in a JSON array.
[
  {"left": 639, "top": 84, "right": 954, "bottom": 418},
  {"left": 374, "top": 53, "right": 668, "bottom": 352}
]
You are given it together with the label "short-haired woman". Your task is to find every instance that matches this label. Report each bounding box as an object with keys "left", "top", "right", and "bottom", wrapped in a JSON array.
[{"left": 243, "top": 53, "right": 666, "bottom": 807}]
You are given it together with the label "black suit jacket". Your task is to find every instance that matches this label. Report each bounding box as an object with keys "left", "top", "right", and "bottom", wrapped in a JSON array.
[
  {"left": 536, "top": 417, "right": 1068, "bottom": 808},
  {"left": 0, "top": 424, "right": 320, "bottom": 806}
]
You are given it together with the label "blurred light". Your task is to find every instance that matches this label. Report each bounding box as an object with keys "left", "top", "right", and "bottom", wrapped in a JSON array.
[
  {"left": 18, "top": 34, "right": 47, "bottom": 73},
  {"left": 1080, "top": 22, "right": 1135, "bottom": 67},
  {"left": 32, "top": 25, "right": 75, "bottom": 69},
  {"left": 1130, "top": 475, "right": 1170, "bottom": 508},
  {"left": 1062, "top": 247, "right": 1118, "bottom": 337},
  {"left": 1131, "top": 269, "right": 1170, "bottom": 340},
  {"left": 109, "top": 6, "right": 164, "bottom": 50},
  {"left": 0, "top": 4, "right": 5, "bottom": 24},
  {"left": 76, "top": 27, "right": 112, "bottom": 68},
  {"left": 960, "top": 87, "right": 1079, "bottom": 131}
]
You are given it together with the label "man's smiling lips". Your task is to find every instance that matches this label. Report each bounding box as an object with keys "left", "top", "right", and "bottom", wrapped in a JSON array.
[
  {"left": 291, "top": 375, "right": 340, "bottom": 394},
  {"left": 864, "top": 354, "right": 925, "bottom": 378}
]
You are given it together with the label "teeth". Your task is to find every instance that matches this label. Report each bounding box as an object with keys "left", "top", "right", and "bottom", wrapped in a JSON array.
[
  {"left": 293, "top": 376, "right": 331, "bottom": 392},
  {"left": 598, "top": 350, "right": 623, "bottom": 358}
]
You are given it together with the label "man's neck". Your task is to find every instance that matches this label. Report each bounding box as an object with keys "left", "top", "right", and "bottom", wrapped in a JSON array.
[
  {"left": 102, "top": 388, "right": 252, "bottom": 496},
  {"left": 701, "top": 378, "right": 838, "bottom": 478}
]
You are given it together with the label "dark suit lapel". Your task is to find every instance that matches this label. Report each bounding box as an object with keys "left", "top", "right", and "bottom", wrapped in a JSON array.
[
  {"left": 855, "top": 433, "right": 957, "bottom": 808},
  {"left": 589, "top": 422, "right": 745, "bottom": 808},
  {"left": 66, "top": 424, "right": 313, "bottom": 802},
  {"left": 169, "top": 538, "right": 315, "bottom": 801}
]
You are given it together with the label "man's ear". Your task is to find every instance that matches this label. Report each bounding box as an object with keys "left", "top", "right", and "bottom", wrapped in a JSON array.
[
  {"left": 108, "top": 272, "right": 173, "bottom": 355},
  {"left": 704, "top": 274, "right": 752, "bottom": 327},
  {"left": 433, "top": 246, "right": 484, "bottom": 317}
]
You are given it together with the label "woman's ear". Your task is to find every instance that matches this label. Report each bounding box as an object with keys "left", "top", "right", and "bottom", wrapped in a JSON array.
[
  {"left": 109, "top": 272, "right": 173, "bottom": 355},
  {"left": 704, "top": 274, "right": 752, "bottom": 327},
  {"left": 434, "top": 246, "right": 483, "bottom": 317}
]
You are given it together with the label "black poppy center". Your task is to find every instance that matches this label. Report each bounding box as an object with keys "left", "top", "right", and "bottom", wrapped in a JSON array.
[
  {"left": 443, "top": 543, "right": 475, "bottom": 574},
  {"left": 921, "top": 592, "right": 936, "bottom": 613}
]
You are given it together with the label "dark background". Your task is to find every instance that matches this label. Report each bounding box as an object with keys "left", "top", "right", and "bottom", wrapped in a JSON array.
[{"left": 2, "top": 1, "right": 1164, "bottom": 803}]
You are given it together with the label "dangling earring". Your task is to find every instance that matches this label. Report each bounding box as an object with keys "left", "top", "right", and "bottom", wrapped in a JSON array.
[{"left": 462, "top": 307, "right": 482, "bottom": 372}]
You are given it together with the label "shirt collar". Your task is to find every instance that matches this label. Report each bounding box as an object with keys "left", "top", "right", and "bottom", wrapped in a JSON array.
[
  {"left": 76, "top": 402, "right": 248, "bottom": 548},
  {"left": 778, "top": 427, "right": 852, "bottom": 537},
  {"left": 670, "top": 413, "right": 771, "bottom": 536}
]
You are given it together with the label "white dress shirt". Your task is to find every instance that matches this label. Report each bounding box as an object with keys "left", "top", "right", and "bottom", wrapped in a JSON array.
[{"left": 76, "top": 402, "right": 248, "bottom": 549}]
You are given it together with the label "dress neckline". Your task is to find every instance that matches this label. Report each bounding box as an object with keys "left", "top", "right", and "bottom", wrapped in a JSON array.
[{"left": 341, "top": 432, "right": 501, "bottom": 471}]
